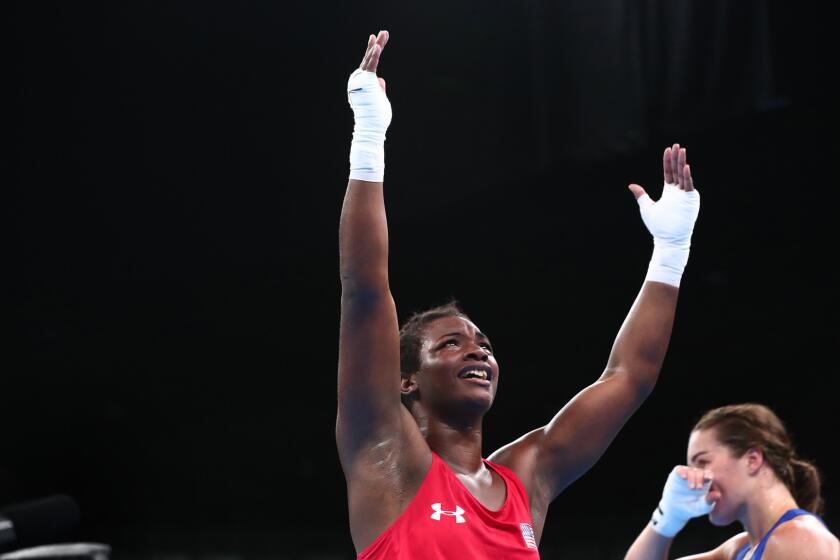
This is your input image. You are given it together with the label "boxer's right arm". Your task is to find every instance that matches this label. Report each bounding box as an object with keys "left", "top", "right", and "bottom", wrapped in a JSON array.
[
  {"left": 337, "top": 33, "right": 434, "bottom": 553},
  {"left": 336, "top": 31, "right": 403, "bottom": 460},
  {"left": 624, "top": 524, "right": 674, "bottom": 560},
  {"left": 625, "top": 528, "right": 746, "bottom": 560}
]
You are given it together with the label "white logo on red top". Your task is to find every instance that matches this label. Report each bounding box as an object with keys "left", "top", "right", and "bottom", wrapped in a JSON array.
[{"left": 430, "top": 503, "right": 466, "bottom": 523}]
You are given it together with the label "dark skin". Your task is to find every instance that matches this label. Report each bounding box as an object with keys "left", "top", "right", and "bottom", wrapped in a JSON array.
[{"left": 337, "top": 30, "right": 696, "bottom": 553}]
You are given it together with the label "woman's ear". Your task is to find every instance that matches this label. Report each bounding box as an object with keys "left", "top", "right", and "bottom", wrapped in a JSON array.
[{"left": 745, "top": 448, "right": 765, "bottom": 476}]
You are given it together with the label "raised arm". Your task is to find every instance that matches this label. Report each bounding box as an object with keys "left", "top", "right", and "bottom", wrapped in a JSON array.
[
  {"left": 491, "top": 145, "right": 701, "bottom": 504},
  {"left": 336, "top": 33, "right": 438, "bottom": 553},
  {"left": 336, "top": 32, "right": 403, "bottom": 459}
]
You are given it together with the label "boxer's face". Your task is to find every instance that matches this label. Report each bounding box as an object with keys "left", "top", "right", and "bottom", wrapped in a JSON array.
[
  {"left": 404, "top": 316, "right": 499, "bottom": 417},
  {"left": 687, "top": 429, "right": 753, "bottom": 527}
]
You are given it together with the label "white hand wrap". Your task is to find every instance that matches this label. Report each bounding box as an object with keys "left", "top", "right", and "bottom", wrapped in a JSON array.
[
  {"left": 650, "top": 468, "right": 714, "bottom": 538},
  {"left": 347, "top": 69, "right": 392, "bottom": 182},
  {"left": 636, "top": 183, "right": 700, "bottom": 287}
]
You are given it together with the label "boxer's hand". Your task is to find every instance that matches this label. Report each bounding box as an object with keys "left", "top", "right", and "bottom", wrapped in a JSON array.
[
  {"left": 629, "top": 144, "right": 701, "bottom": 287},
  {"left": 650, "top": 466, "right": 715, "bottom": 538},
  {"left": 630, "top": 144, "right": 700, "bottom": 249},
  {"left": 347, "top": 31, "right": 391, "bottom": 182},
  {"left": 358, "top": 30, "right": 388, "bottom": 91}
]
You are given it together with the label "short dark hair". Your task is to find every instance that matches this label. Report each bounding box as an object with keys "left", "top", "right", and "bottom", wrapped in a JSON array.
[
  {"left": 693, "top": 403, "right": 824, "bottom": 515},
  {"left": 399, "top": 300, "right": 471, "bottom": 380}
]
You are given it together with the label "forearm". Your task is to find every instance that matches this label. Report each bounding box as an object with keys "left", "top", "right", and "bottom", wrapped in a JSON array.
[
  {"left": 340, "top": 51, "right": 392, "bottom": 296},
  {"left": 339, "top": 179, "right": 390, "bottom": 296},
  {"left": 336, "top": 182, "right": 400, "bottom": 435},
  {"left": 607, "top": 144, "right": 699, "bottom": 387},
  {"left": 336, "top": 177, "right": 400, "bottom": 439},
  {"left": 603, "top": 281, "right": 678, "bottom": 388},
  {"left": 625, "top": 525, "right": 673, "bottom": 560}
]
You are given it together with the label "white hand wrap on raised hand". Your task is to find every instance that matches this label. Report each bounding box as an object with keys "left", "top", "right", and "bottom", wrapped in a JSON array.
[
  {"left": 636, "top": 184, "right": 700, "bottom": 287},
  {"left": 650, "top": 468, "right": 714, "bottom": 538},
  {"left": 347, "top": 69, "right": 392, "bottom": 182}
]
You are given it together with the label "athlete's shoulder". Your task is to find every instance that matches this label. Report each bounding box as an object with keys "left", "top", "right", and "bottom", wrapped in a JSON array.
[
  {"left": 762, "top": 515, "right": 840, "bottom": 559},
  {"left": 486, "top": 430, "right": 541, "bottom": 485}
]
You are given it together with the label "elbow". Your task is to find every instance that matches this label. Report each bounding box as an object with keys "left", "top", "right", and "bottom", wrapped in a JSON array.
[
  {"left": 341, "top": 282, "right": 390, "bottom": 308},
  {"left": 628, "top": 364, "right": 660, "bottom": 395},
  {"left": 601, "top": 365, "right": 658, "bottom": 399},
  {"left": 340, "top": 264, "right": 390, "bottom": 298},
  {"left": 634, "top": 376, "right": 657, "bottom": 400}
]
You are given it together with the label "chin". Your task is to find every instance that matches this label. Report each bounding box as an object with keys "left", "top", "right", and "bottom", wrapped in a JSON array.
[
  {"left": 462, "top": 392, "right": 494, "bottom": 414},
  {"left": 708, "top": 507, "right": 736, "bottom": 527},
  {"left": 469, "top": 395, "right": 494, "bottom": 413}
]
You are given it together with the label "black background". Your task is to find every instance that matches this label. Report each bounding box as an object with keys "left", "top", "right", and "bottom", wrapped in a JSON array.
[{"left": 10, "top": 1, "right": 839, "bottom": 558}]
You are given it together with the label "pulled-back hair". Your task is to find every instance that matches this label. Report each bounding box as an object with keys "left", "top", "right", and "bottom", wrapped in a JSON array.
[
  {"left": 693, "top": 403, "right": 824, "bottom": 515},
  {"left": 399, "top": 300, "right": 471, "bottom": 380}
]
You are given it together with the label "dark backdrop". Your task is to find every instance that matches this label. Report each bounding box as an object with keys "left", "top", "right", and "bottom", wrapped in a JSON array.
[{"left": 10, "top": 1, "right": 838, "bottom": 558}]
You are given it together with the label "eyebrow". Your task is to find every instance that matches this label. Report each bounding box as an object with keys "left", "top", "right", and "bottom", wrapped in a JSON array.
[
  {"left": 690, "top": 451, "right": 708, "bottom": 464},
  {"left": 436, "top": 331, "right": 490, "bottom": 341}
]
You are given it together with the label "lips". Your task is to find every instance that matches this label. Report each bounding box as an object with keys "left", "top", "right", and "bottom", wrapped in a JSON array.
[{"left": 457, "top": 364, "right": 493, "bottom": 383}]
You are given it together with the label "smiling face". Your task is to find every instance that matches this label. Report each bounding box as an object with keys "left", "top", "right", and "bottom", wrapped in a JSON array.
[
  {"left": 687, "top": 428, "right": 761, "bottom": 526},
  {"left": 402, "top": 315, "right": 499, "bottom": 419}
]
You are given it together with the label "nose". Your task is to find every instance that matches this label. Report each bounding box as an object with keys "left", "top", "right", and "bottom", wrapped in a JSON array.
[{"left": 464, "top": 343, "right": 489, "bottom": 361}]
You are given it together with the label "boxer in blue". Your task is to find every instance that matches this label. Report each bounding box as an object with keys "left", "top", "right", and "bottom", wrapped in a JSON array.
[{"left": 624, "top": 403, "right": 839, "bottom": 559}]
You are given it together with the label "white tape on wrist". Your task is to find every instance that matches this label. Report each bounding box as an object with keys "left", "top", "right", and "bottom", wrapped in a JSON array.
[
  {"left": 347, "top": 69, "right": 392, "bottom": 182},
  {"left": 646, "top": 242, "right": 689, "bottom": 287},
  {"left": 650, "top": 469, "right": 714, "bottom": 538},
  {"left": 636, "top": 183, "right": 701, "bottom": 287}
]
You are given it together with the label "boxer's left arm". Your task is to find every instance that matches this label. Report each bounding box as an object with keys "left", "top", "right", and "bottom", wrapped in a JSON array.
[{"left": 491, "top": 145, "right": 701, "bottom": 510}]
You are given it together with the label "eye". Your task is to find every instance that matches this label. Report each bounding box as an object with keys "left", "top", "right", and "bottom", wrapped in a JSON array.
[
  {"left": 480, "top": 343, "right": 493, "bottom": 353},
  {"left": 442, "top": 339, "right": 459, "bottom": 348}
]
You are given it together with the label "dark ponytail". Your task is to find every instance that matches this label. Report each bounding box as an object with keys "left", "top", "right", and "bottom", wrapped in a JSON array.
[{"left": 790, "top": 458, "right": 824, "bottom": 515}]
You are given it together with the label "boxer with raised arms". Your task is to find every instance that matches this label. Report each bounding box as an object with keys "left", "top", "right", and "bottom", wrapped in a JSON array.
[{"left": 337, "top": 30, "right": 701, "bottom": 558}]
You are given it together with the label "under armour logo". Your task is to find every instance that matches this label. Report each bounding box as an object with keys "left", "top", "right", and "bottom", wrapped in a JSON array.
[{"left": 430, "top": 503, "right": 466, "bottom": 523}]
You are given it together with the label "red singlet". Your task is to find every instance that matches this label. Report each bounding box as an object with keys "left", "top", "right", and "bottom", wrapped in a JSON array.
[{"left": 358, "top": 452, "right": 541, "bottom": 559}]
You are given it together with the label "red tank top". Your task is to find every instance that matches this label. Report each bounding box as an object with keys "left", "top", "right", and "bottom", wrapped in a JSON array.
[{"left": 357, "top": 452, "right": 541, "bottom": 559}]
